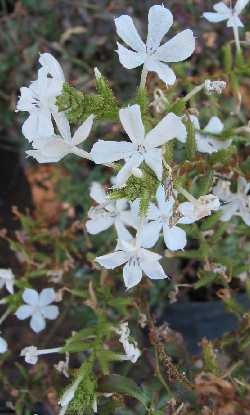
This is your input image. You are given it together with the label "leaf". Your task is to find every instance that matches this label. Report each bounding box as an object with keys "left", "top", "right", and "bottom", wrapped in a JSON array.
[
  {"left": 200, "top": 210, "right": 223, "bottom": 231},
  {"left": 194, "top": 271, "right": 218, "bottom": 290},
  {"left": 98, "top": 374, "right": 150, "bottom": 408}
]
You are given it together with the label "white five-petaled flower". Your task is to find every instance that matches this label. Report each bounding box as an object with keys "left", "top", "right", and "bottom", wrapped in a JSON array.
[
  {"left": 116, "top": 322, "right": 141, "bottom": 363},
  {"left": 203, "top": 1, "right": 249, "bottom": 28},
  {"left": 91, "top": 104, "right": 186, "bottom": 187},
  {"left": 139, "top": 185, "right": 190, "bottom": 251},
  {"left": 96, "top": 238, "right": 167, "bottom": 289},
  {"left": 179, "top": 194, "right": 220, "bottom": 222},
  {"left": 15, "top": 288, "right": 59, "bottom": 333},
  {"left": 16, "top": 53, "right": 65, "bottom": 143},
  {"left": 26, "top": 114, "right": 94, "bottom": 163},
  {"left": 0, "top": 268, "right": 15, "bottom": 294},
  {"left": 190, "top": 115, "right": 231, "bottom": 154},
  {"left": 213, "top": 177, "right": 250, "bottom": 225},
  {"left": 86, "top": 182, "right": 135, "bottom": 241},
  {"left": 115, "top": 4, "right": 195, "bottom": 86},
  {"left": 0, "top": 336, "right": 7, "bottom": 354}
]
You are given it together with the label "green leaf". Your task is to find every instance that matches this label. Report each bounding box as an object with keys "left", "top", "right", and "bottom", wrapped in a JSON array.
[
  {"left": 200, "top": 210, "right": 223, "bottom": 231},
  {"left": 98, "top": 375, "right": 150, "bottom": 408},
  {"left": 194, "top": 271, "right": 218, "bottom": 290}
]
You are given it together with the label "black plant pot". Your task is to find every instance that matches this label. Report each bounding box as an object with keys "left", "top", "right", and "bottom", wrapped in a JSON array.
[{"left": 163, "top": 294, "right": 250, "bottom": 355}]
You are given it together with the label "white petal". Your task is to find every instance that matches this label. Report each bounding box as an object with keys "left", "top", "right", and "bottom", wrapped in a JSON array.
[
  {"left": 115, "top": 15, "right": 145, "bottom": 52},
  {"left": 144, "top": 148, "right": 163, "bottom": 180},
  {"left": 190, "top": 115, "right": 201, "bottom": 130},
  {"left": 15, "top": 305, "right": 33, "bottom": 320},
  {"left": 235, "top": 0, "right": 250, "bottom": 14},
  {"left": 31, "top": 138, "right": 71, "bottom": 162},
  {"left": 115, "top": 153, "right": 143, "bottom": 187},
  {"left": 16, "top": 87, "right": 35, "bottom": 112},
  {"left": 86, "top": 216, "right": 114, "bottom": 234},
  {"left": 30, "top": 312, "right": 46, "bottom": 333},
  {"left": 214, "top": 2, "right": 231, "bottom": 14},
  {"left": 240, "top": 207, "right": 250, "bottom": 225},
  {"left": 178, "top": 202, "right": 196, "bottom": 223},
  {"left": 146, "top": 5, "right": 173, "bottom": 52},
  {"left": 53, "top": 112, "right": 71, "bottom": 142},
  {"left": 115, "top": 219, "right": 133, "bottom": 241},
  {"left": 22, "top": 113, "right": 39, "bottom": 142},
  {"left": 0, "top": 337, "right": 7, "bottom": 354},
  {"left": 145, "top": 59, "right": 176, "bottom": 85},
  {"left": 163, "top": 225, "right": 187, "bottom": 251},
  {"left": 203, "top": 12, "right": 229, "bottom": 23},
  {"left": 41, "top": 305, "right": 59, "bottom": 320},
  {"left": 204, "top": 117, "right": 224, "bottom": 134},
  {"left": 72, "top": 114, "right": 94, "bottom": 145},
  {"left": 90, "top": 182, "right": 107, "bottom": 204},
  {"left": 156, "top": 185, "right": 174, "bottom": 216},
  {"left": 39, "top": 288, "right": 56, "bottom": 306},
  {"left": 96, "top": 251, "right": 129, "bottom": 269},
  {"left": 119, "top": 105, "right": 145, "bottom": 145},
  {"left": 23, "top": 288, "right": 39, "bottom": 305},
  {"left": 123, "top": 261, "right": 142, "bottom": 289},
  {"left": 147, "top": 202, "right": 161, "bottom": 220},
  {"left": 220, "top": 202, "right": 238, "bottom": 221},
  {"left": 139, "top": 247, "right": 162, "bottom": 262},
  {"left": 227, "top": 15, "right": 244, "bottom": 27},
  {"left": 156, "top": 29, "right": 195, "bottom": 63},
  {"left": 145, "top": 112, "right": 187, "bottom": 149},
  {"left": 140, "top": 259, "right": 167, "bottom": 280},
  {"left": 91, "top": 140, "right": 135, "bottom": 164},
  {"left": 140, "top": 221, "right": 162, "bottom": 248},
  {"left": 116, "top": 42, "right": 145, "bottom": 69},
  {"left": 39, "top": 53, "right": 65, "bottom": 82}
]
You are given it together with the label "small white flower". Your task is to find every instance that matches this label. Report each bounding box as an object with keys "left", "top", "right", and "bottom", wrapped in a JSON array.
[
  {"left": 54, "top": 353, "right": 70, "bottom": 378},
  {"left": 117, "top": 322, "right": 141, "bottom": 363},
  {"left": 21, "top": 346, "right": 39, "bottom": 364},
  {"left": 91, "top": 104, "right": 186, "bottom": 187},
  {"left": 86, "top": 182, "right": 135, "bottom": 241},
  {"left": 203, "top": 1, "right": 249, "bottom": 28},
  {"left": 15, "top": 288, "right": 59, "bottom": 333},
  {"left": 179, "top": 194, "right": 220, "bottom": 222},
  {"left": 26, "top": 114, "right": 94, "bottom": 163},
  {"left": 115, "top": 4, "right": 195, "bottom": 85},
  {"left": 0, "top": 269, "right": 15, "bottom": 294},
  {"left": 16, "top": 53, "right": 65, "bottom": 143},
  {"left": 96, "top": 238, "right": 167, "bottom": 289},
  {"left": 190, "top": 115, "right": 231, "bottom": 154},
  {"left": 139, "top": 185, "right": 188, "bottom": 251},
  {"left": 204, "top": 80, "right": 227, "bottom": 95},
  {"left": 21, "top": 345, "right": 62, "bottom": 365},
  {"left": 0, "top": 336, "right": 7, "bottom": 354},
  {"left": 213, "top": 177, "right": 250, "bottom": 225}
]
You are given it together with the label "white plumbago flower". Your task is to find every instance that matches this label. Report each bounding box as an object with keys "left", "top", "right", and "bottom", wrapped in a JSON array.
[
  {"left": 190, "top": 115, "right": 231, "bottom": 154},
  {"left": 213, "top": 177, "right": 250, "bottom": 225},
  {"left": 0, "top": 268, "right": 15, "bottom": 294},
  {"left": 139, "top": 185, "right": 188, "bottom": 251},
  {"left": 116, "top": 322, "right": 141, "bottom": 363},
  {"left": 179, "top": 194, "right": 220, "bottom": 222},
  {"left": 0, "top": 336, "right": 7, "bottom": 354},
  {"left": 115, "top": 4, "right": 195, "bottom": 85},
  {"left": 96, "top": 238, "right": 167, "bottom": 289},
  {"left": 204, "top": 80, "right": 227, "bottom": 95},
  {"left": 203, "top": 1, "right": 249, "bottom": 28},
  {"left": 15, "top": 288, "right": 59, "bottom": 333},
  {"left": 86, "top": 182, "right": 135, "bottom": 241},
  {"left": 91, "top": 104, "right": 186, "bottom": 187},
  {"left": 26, "top": 114, "right": 94, "bottom": 163},
  {"left": 20, "top": 345, "right": 62, "bottom": 365},
  {"left": 16, "top": 53, "right": 65, "bottom": 143}
]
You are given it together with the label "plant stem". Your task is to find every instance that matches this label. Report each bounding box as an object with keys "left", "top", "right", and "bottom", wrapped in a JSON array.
[
  {"left": 140, "top": 65, "right": 148, "bottom": 90},
  {"left": 183, "top": 83, "right": 205, "bottom": 103},
  {"left": 233, "top": 24, "right": 241, "bottom": 53},
  {"left": 0, "top": 308, "right": 11, "bottom": 326}
]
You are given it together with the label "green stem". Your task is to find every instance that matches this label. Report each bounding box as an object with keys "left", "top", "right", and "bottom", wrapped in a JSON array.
[{"left": 140, "top": 65, "right": 148, "bottom": 90}]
